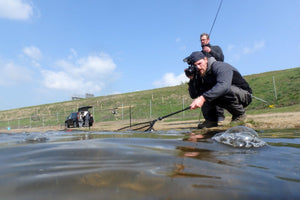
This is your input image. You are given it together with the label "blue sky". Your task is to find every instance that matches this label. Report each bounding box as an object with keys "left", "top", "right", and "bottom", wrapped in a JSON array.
[{"left": 0, "top": 0, "right": 299, "bottom": 110}]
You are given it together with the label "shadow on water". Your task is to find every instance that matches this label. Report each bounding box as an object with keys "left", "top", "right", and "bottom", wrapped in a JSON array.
[{"left": 0, "top": 128, "right": 299, "bottom": 200}]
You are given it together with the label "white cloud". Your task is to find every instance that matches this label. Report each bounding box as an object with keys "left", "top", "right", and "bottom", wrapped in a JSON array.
[
  {"left": 0, "top": 61, "right": 33, "bottom": 86},
  {"left": 41, "top": 53, "right": 118, "bottom": 94},
  {"left": 242, "top": 40, "right": 265, "bottom": 55},
  {"left": 41, "top": 71, "right": 79, "bottom": 90},
  {"left": 227, "top": 44, "right": 235, "bottom": 52},
  {"left": 76, "top": 55, "right": 116, "bottom": 78},
  {"left": 0, "top": 0, "right": 33, "bottom": 20},
  {"left": 22, "top": 46, "right": 42, "bottom": 60},
  {"left": 226, "top": 40, "right": 265, "bottom": 62},
  {"left": 153, "top": 72, "right": 188, "bottom": 88},
  {"left": 68, "top": 48, "right": 78, "bottom": 60}
]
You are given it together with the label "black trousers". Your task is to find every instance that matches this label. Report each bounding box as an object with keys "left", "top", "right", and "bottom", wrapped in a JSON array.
[
  {"left": 201, "top": 86, "right": 252, "bottom": 122},
  {"left": 216, "top": 106, "right": 225, "bottom": 121}
]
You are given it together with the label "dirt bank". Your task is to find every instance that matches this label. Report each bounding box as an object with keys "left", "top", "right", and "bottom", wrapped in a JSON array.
[
  {"left": 3, "top": 112, "right": 300, "bottom": 133},
  {"left": 149, "top": 112, "right": 300, "bottom": 135},
  {"left": 92, "top": 111, "right": 300, "bottom": 131}
]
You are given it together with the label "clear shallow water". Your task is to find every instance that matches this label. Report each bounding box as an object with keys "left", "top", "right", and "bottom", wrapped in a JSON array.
[{"left": 0, "top": 129, "right": 299, "bottom": 200}]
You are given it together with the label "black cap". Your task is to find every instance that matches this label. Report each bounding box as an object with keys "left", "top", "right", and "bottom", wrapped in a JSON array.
[{"left": 189, "top": 51, "right": 206, "bottom": 64}]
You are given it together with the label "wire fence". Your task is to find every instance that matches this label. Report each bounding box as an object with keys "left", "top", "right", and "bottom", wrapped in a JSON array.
[
  {"left": 0, "top": 100, "right": 200, "bottom": 131},
  {"left": 0, "top": 73, "right": 285, "bottom": 131}
]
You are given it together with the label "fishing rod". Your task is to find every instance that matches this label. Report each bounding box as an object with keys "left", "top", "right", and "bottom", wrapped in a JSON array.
[
  {"left": 117, "top": 106, "right": 191, "bottom": 132},
  {"left": 251, "top": 95, "right": 274, "bottom": 108},
  {"left": 252, "top": 95, "right": 268, "bottom": 104},
  {"left": 209, "top": 0, "right": 223, "bottom": 36}
]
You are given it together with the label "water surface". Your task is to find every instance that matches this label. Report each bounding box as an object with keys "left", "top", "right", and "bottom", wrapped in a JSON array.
[{"left": 0, "top": 129, "right": 299, "bottom": 200}]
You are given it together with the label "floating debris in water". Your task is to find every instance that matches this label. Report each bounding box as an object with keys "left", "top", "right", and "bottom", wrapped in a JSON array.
[
  {"left": 212, "top": 126, "right": 266, "bottom": 148},
  {"left": 25, "top": 136, "right": 48, "bottom": 143},
  {"left": 24, "top": 133, "right": 49, "bottom": 143}
]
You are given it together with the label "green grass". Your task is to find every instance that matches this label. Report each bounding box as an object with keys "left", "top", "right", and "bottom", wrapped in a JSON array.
[
  {"left": 245, "top": 67, "right": 300, "bottom": 109},
  {"left": 0, "top": 67, "right": 299, "bottom": 129}
]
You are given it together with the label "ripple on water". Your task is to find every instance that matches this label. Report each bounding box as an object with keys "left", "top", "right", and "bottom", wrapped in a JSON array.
[
  {"left": 0, "top": 129, "right": 299, "bottom": 200},
  {"left": 212, "top": 126, "right": 267, "bottom": 148}
]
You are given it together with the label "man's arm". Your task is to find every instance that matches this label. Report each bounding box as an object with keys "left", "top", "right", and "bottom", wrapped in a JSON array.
[
  {"left": 190, "top": 95, "right": 206, "bottom": 110},
  {"left": 210, "top": 46, "right": 224, "bottom": 62},
  {"left": 188, "top": 78, "right": 201, "bottom": 99},
  {"left": 202, "top": 63, "right": 232, "bottom": 102}
]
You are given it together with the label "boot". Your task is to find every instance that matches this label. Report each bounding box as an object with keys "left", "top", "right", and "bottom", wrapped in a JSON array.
[
  {"left": 231, "top": 114, "right": 247, "bottom": 124},
  {"left": 198, "top": 120, "right": 218, "bottom": 129}
]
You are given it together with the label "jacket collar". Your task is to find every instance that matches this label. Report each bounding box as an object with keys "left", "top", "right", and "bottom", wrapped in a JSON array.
[{"left": 206, "top": 57, "right": 216, "bottom": 74}]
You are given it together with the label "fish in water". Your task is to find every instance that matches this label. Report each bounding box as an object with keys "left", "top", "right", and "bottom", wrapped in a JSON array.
[{"left": 212, "top": 126, "right": 266, "bottom": 148}]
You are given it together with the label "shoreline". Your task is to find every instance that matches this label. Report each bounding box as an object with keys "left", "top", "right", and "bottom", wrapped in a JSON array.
[{"left": 1, "top": 112, "right": 300, "bottom": 134}]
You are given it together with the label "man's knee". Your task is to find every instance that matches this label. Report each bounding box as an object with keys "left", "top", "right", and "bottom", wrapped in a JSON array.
[{"left": 231, "top": 86, "right": 252, "bottom": 107}]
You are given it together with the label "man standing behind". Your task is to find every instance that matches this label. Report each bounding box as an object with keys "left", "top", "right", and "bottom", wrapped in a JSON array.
[{"left": 200, "top": 33, "right": 224, "bottom": 62}]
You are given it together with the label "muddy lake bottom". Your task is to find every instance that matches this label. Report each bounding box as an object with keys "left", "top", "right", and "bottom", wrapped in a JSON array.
[{"left": 0, "top": 128, "right": 299, "bottom": 200}]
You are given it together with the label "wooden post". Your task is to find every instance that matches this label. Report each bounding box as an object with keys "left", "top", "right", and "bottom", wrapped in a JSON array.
[
  {"left": 273, "top": 76, "right": 277, "bottom": 100},
  {"left": 149, "top": 100, "right": 152, "bottom": 119},
  {"left": 129, "top": 105, "right": 132, "bottom": 128}
]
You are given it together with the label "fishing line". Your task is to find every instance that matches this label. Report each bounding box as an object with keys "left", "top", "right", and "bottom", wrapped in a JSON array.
[{"left": 209, "top": 0, "right": 223, "bottom": 36}]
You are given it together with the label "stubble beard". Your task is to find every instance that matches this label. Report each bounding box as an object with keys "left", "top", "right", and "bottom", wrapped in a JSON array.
[{"left": 199, "top": 69, "right": 206, "bottom": 77}]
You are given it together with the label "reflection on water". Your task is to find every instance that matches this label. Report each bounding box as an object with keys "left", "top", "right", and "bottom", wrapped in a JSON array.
[{"left": 0, "top": 129, "right": 299, "bottom": 200}]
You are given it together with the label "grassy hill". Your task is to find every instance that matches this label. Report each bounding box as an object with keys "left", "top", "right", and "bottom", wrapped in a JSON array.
[
  {"left": 0, "top": 67, "right": 299, "bottom": 129},
  {"left": 245, "top": 67, "right": 300, "bottom": 109}
]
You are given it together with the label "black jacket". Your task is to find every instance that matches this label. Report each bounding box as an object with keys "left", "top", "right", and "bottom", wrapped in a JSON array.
[
  {"left": 188, "top": 58, "right": 252, "bottom": 102},
  {"left": 202, "top": 43, "right": 224, "bottom": 62}
]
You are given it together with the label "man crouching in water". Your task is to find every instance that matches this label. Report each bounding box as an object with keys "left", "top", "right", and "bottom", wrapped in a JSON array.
[{"left": 185, "top": 51, "right": 252, "bottom": 129}]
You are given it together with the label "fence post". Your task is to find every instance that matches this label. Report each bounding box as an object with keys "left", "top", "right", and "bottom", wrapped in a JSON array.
[
  {"left": 182, "top": 97, "right": 185, "bottom": 118},
  {"left": 92, "top": 107, "right": 95, "bottom": 123},
  {"left": 273, "top": 76, "right": 277, "bottom": 100},
  {"left": 149, "top": 99, "right": 152, "bottom": 119},
  {"left": 129, "top": 105, "right": 132, "bottom": 127},
  {"left": 122, "top": 103, "right": 124, "bottom": 120}
]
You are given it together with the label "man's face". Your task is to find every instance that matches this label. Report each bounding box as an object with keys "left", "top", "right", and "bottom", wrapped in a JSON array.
[
  {"left": 194, "top": 58, "right": 208, "bottom": 77},
  {"left": 200, "top": 36, "right": 209, "bottom": 46}
]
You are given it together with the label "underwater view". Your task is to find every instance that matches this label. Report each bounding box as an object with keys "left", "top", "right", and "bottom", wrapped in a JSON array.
[{"left": 0, "top": 127, "right": 299, "bottom": 200}]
